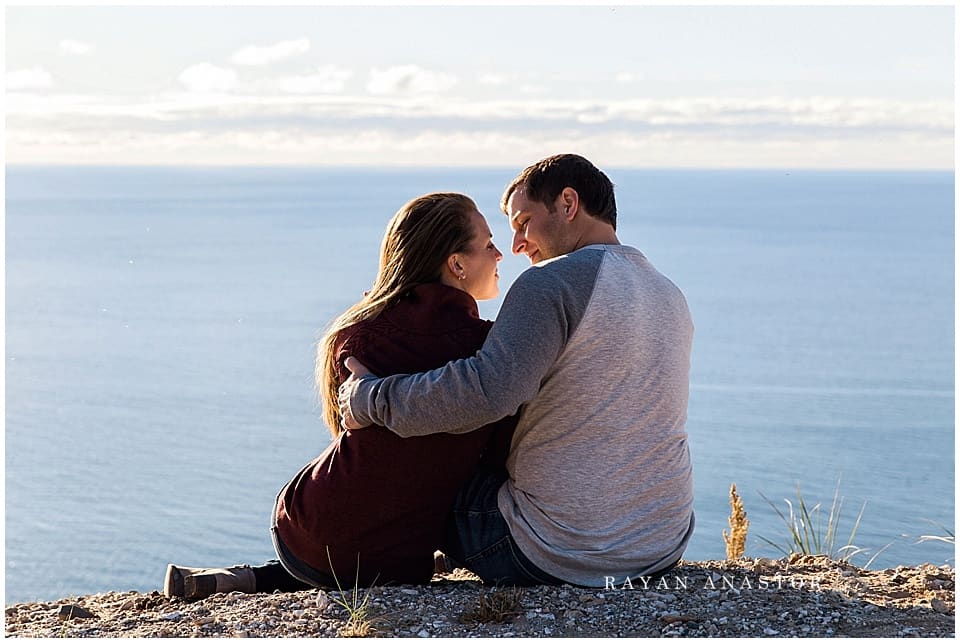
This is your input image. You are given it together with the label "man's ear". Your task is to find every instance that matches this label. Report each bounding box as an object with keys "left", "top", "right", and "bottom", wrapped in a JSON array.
[{"left": 559, "top": 187, "right": 579, "bottom": 221}]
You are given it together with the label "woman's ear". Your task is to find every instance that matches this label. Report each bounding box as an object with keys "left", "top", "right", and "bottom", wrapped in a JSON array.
[{"left": 446, "top": 254, "right": 461, "bottom": 278}]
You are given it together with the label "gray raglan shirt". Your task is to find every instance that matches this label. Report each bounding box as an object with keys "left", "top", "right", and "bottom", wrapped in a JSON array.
[{"left": 350, "top": 244, "right": 695, "bottom": 586}]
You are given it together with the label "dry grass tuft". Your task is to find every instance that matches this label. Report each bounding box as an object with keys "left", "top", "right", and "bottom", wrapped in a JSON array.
[
  {"left": 337, "top": 605, "right": 377, "bottom": 638},
  {"left": 459, "top": 587, "right": 524, "bottom": 625},
  {"left": 723, "top": 483, "right": 749, "bottom": 560},
  {"left": 325, "top": 549, "right": 381, "bottom": 638}
]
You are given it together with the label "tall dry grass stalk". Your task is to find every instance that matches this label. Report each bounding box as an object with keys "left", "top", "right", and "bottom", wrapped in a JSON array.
[{"left": 723, "top": 483, "right": 749, "bottom": 560}]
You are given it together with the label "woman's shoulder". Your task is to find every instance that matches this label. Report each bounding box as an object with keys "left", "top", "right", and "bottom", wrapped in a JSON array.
[
  {"left": 333, "top": 284, "right": 491, "bottom": 375},
  {"left": 381, "top": 283, "right": 491, "bottom": 335}
]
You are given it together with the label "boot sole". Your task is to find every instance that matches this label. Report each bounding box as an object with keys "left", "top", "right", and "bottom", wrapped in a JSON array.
[{"left": 163, "top": 564, "right": 186, "bottom": 598}]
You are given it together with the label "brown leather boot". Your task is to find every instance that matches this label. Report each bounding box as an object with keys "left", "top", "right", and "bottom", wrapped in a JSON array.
[{"left": 164, "top": 564, "right": 256, "bottom": 601}]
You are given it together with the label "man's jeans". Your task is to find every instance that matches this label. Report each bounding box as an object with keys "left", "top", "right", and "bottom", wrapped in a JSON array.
[{"left": 443, "top": 467, "right": 565, "bottom": 586}]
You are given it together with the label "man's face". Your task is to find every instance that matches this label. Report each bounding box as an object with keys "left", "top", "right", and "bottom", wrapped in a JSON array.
[{"left": 505, "top": 188, "right": 567, "bottom": 264}]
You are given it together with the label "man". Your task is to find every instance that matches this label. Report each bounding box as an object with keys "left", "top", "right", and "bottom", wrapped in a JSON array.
[{"left": 340, "top": 154, "right": 694, "bottom": 587}]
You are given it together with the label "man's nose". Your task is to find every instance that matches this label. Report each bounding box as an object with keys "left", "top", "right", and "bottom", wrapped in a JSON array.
[{"left": 512, "top": 230, "right": 526, "bottom": 255}]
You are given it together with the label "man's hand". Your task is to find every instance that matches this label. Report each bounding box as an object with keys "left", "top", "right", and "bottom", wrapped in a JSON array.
[{"left": 337, "top": 357, "right": 374, "bottom": 431}]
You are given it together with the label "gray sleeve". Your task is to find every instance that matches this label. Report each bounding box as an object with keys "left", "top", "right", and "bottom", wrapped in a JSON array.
[{"left": 349, "top": 253, "right": 601, "bottom": 437}]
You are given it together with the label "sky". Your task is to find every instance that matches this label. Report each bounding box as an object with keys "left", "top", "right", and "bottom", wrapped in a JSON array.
[{"left": 4, "top": 4, "right": 955, "bottom": 168}]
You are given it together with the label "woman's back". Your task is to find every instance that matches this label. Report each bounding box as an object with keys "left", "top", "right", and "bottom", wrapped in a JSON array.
[{"left": 275, "top": 283, "right": 514, "bottom": 585}]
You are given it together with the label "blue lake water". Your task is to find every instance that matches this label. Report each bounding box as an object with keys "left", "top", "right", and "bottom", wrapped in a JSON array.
[{"left": 5, "top": 166, "right": 954, "bottom": 604}]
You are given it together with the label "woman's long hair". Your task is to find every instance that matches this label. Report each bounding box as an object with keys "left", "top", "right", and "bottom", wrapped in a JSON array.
[{"left": 317, "top": 192, "right": 478, "bottom": 436}]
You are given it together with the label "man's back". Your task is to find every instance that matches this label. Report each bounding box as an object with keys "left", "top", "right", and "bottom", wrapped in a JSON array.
[{"left": 498, "top": 244, "right": 695, "bottom": 585}]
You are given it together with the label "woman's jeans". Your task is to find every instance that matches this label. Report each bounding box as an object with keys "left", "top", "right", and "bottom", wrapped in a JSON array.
[{"left": 443, "top": 466, "right": 565, "bottom": 586}]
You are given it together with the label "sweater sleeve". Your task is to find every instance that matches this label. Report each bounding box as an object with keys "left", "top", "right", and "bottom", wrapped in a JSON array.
[{"left": 348, "top": 253, "right": 601, "bottom": 437}]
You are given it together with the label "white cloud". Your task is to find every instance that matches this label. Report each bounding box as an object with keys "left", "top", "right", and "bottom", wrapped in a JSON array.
[
  {"left": 5, "top": 92, "right": 953, "bottom": 168},
  {"left": 271, "top": 65, "right": 353, "bottom": 94},
  {"left": 615, "top": 72, "right": 643, "bottom": 83},
  {"left": 229, "top": 38, "right": 310, "bottom": 66},
  {"left": 6, "top": 92, "right": 952, "bottom": 136},
  {"left": 8, "top": 124, "right": 952, "bottom": 169},
  {"left": 478, "top": 73, "right": 510, "bottom": 86},
  {"left": 366, "top": 65, "right": 457, "bottom": 95},
  {"left": 59, "top": 39, "right": 94, "bottom": 55},
  {"left": 178, "top": 63, "right": 238, "bottom": 93},
  {"left": 6, "top": 67, "right": 53, "bottom": 90}
]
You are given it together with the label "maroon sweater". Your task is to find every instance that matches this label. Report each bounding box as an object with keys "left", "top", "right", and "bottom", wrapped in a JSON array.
[{"left": 274, "top": 283, "right": 515, "bottom": 586}]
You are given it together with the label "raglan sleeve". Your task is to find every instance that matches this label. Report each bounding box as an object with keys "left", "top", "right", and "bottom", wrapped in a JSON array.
[{"left": 346, "top": 265, "right": 578, "bottom": 437}]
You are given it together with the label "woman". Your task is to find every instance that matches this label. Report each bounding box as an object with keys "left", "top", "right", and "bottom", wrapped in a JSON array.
[{"left": 164, "top": 192, "right": 515, "bottom": 600}]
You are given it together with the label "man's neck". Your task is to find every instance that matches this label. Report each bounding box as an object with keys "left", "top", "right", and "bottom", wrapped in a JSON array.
[{"left": 571, "top": 224, "right": 620, "bottom": 252}]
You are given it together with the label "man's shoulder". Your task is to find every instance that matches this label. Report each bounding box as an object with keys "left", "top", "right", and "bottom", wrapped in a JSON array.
[
  {"left": 518, "top": 245, "right": 606, "bottom": 284},
  {"left": 503, "top": 246, "right": 608, "bottom": 313}
]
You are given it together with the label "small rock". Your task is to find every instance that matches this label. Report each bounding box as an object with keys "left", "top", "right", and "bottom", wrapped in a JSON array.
[
  {"left": 161, "top": 611, "right": 182, "bottom": 621},
  {"left": 401, "top": 588, "right": 420, "bottom": 595},
  {"left": 58, "top": 604, "right": 97, "bottom": 621},
  {"left": 764, "top": 627, "right": 780, "bottom": 636},
  {"left": 417, "top": 628, "right": 430, "bottom": 637},
  {"left": 931, "top": 599, "right": 952, "bottom": 614}
]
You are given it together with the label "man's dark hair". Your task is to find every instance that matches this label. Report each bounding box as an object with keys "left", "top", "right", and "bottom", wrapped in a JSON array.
[{"left": 500, "top": 154, "right": 617, "bottom": 229}]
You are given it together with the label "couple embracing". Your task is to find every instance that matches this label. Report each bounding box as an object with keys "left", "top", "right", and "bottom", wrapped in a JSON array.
[{"left": 164, "top": 153, "right": 695, "bottom": 599}]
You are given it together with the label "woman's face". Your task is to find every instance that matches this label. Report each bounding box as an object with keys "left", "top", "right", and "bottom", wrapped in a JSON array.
[{"left": 457, "top": 209, "right": 503, "bottom": 301}]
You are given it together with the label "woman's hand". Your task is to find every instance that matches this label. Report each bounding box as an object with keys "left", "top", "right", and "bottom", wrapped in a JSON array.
[{"left": 337, "top": 356, "right": 374, "bottom": 430}]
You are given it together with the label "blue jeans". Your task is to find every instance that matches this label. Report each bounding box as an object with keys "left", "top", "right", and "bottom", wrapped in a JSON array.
[{"left": 443, "top": 467, "right": 565, "bottom": 586}]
